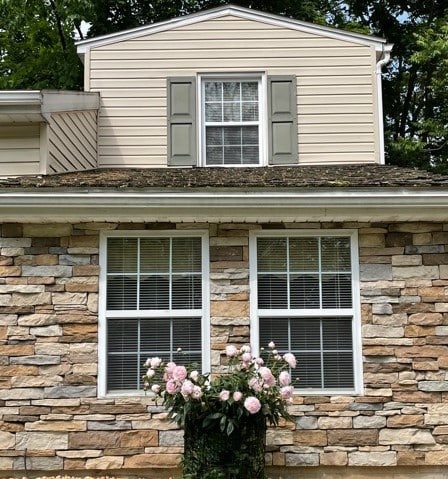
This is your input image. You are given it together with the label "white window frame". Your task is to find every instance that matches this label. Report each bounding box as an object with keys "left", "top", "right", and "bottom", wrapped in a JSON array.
[
  {"left": 249, "top": 229, "right": 363, "bottom": 395},
  {"left": 98, "top": 230, "right": 210, "bottom": 397},
  {"left": 198, "top": 73, "right": 267, "bottom": 167}
]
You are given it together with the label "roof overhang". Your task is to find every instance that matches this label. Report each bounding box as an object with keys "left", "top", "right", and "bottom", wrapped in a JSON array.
[
  {"left": 1, "top": 188, "right": 447, "bottom": 223},
  {"left": 76, "top": 5, "right": 391, "bottom": 63},
  {"left": 0, "top": 90, "right": 100, "bottom": 123}
]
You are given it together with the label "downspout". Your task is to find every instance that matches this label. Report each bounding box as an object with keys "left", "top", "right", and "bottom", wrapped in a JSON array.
[{"left": 376, "top": 44, "right": 393, "bottom": 165}]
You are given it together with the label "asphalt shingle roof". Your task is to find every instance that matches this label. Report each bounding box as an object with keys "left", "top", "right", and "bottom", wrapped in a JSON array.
[{"left": 1, "top": 165, "right": 448, "bottom": 190}]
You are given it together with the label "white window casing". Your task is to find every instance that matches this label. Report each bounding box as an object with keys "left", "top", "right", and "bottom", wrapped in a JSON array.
[
  {"left": 249, "top": 229, "right": 363, "bottom": 395},
  {"left": 98, "top": 230, "right": 210, "bottom": 396}
]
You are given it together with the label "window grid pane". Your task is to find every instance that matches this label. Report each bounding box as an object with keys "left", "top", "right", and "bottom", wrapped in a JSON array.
[
  {"left": 107, "top": 317, "right": 202, "bottom": 391},
  {"left": 257, "top": 235, "right": 355, "bottom": 391},
  {"left": 105, "top": 235, "right": 203, "bottom": 392},
  {"left": 204, "top": 79, "right": 260, "bottom": 165}
]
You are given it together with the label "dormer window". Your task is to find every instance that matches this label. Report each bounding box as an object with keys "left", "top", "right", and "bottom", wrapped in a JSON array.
[
  {"left": 201, "top": 77, "right": 263, "bottom": 166},
  {"left": 167, "top": 75, "right": 297, "bottom": 167}
]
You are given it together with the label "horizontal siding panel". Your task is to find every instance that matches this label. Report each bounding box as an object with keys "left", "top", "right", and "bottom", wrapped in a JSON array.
[
  {"left": 91, "top": 56, "right": 372, "bottom": 71},
  {"left": 99, "top": 37, "right": 361, "bottom": 51},
  {"left": 0, "top": 162, "right": 40, "bottom": 176},
  {"left": 299, "top": 104, "right": 373, "bottom": 114},
  {"left": 300, "top": 123, "right": 373, "bottom": 134},
  {"left": 99, "top": 145, "right": 166, "bottom": 156},
  {"left": 92, "top": 46, "right": 369, "bottom": 61},
  {"left": 100, "top": 97, "right": 166, "bottom": 108},
  {"left": 299, "top": 153, "right": 376, "bottom": 164},
  {"left": 299, "top": 142, "right": 374, "bottom": 153},
  {"left": 98, "top": 155, "right": 167, "bottom": 167},
  {"left": 100, "top": 88, "right": 166, "bottom": 98},
  {"left": 0, "top": 137, "right": 40, "bottom": 148},
  {"left": 300, "top": 133, "right": 373, "bottom": 143},
  {"left": 99, "top": 117, "right": 165, "bottom": 127},
  {"left": 99, "top": 136, "right": 164, "bottom": 146},
  {"left": 0, "top": 125, "right": 40, "bottom": 138},
  {"left": 100, "top": 126, "right": 165, "bottom": 136},
  {"left": 299, "top": 84, "right": 372, "bottom": 95},
  {"left": 299, "top": 95, "right": 372, "bottom": 105},
  {"left": 90, "top": 65, "right": 371, "bottom": 79},
  {"left": 301, "top": 113, "right": 374, "bottom": 124},
  {"left": 0, "top": 149, "right": 40, "bottom": 164}
]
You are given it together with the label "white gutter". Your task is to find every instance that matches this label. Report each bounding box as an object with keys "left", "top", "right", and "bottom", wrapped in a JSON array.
[
  {"left": 376, "top": 44, "right": 393, "bottom": 165},
  {"left": 0, "top": 188, "right": 447, "bottom": 223}
]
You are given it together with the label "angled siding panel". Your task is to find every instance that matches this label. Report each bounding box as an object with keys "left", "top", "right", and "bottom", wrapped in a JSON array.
[
  {"left": 89, "top": 14, "right": 379, "bottom": 167},
  {"left": 48, "top": 111, "right": 98, "bottom": 173}
]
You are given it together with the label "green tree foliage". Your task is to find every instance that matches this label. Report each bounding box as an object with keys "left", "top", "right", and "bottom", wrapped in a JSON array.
[
  {"left": 340, "top": 1, "right": 448, "bottom": 171},
  {"left": 0, "top": 0, "right": 89, "bottom": 89}
]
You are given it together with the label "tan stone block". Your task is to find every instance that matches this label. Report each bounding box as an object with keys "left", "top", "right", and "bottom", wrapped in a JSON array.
[
  {"left": 405, "top": 325, "right": 436, "bottom": 337},
  {"left": 86, "top": 455, "right": 124, "bottom": 469},
  {"left": 63, "top": 458, "right": 87, "bottom": 469},
  {"left": 387, "top": 415, "right": 424, "bottom": 428},
  {"left": 413, "top": 233, "right": 433, "bottom": 245},
  {"left": 69, "top": 431, "right": 120, "bottom": 448},
  {"left": 359, "top": 234, "right": 385, "bottom": 247},
  {"left": 413, "top": 360, "right": 439, "bottom": 371},
  {"left": 25, "top": 420, "right": 86, "bottom": 432},
  {"left": 124, "top": 452, "right": 180, "bottom": 467},
  {"left": 73, "top": 265, "right": 100, "bottom": 276},
  {"left": 266, "top": 429, "right": 293, "bottom": 446},
  {"left": 272, "top": 452, "right": 286, "bottom": 466},
  {"left": 11, "top": 375, "right": 62, "bottom": 388},
  {"left": 210, "top": 300, "right": 249, "bottom": 318},
  {"left": 16, "top": 431, "right": 68, "bottom": 450},
  {"left": 23, "top": 224, "right": 72, "bottom": 237},
  {"left": 0, "top": 266, "right": 21, "bottom": 276},
  {"left": 121, "top": 430, "right": 158, "bottom": 447},
  {"left": 426, "top": 450, "right": 448, "bottom": 465},
  {"left": 320, "top": 451, "right": 347, "bottom": 466},
  {"left": 34, "top": 254, "right": 58, "bottom": 266},
  {"left": 57, "top": 449, "right": 102, "bottom": 458},
  {"left": 10, "top": 292, "right": 51, "bottom": 306},
  {"left": 318, "top": 417, "right": 352, "bottom": 429},
  {"left": 292, "top": 429, "right": 327, "bottom": 446},
  {"left": 379, "top": 428, "right": 435, "bottom": 445},
  {"left": 327, "top": 429, "right": 378, "bottom": 446},
  {"left": 392, "top": 255, "right": 422, "bottom": 266},
  {"left": 397, "top": 450, "right": 426, "bottom": 465},
  {"left": 69, "top": 235, "right": 99, "bottom": 248},
  {"left": 1, "top": 344, "right": 34, "bottom": 355},
  {"left": 52, "top": 292, "right": 87, "bottom": 305},
  {"left": 63, "top": 277, "right": 99, "bottom": 293},
  {"left": 396, "top": 345, "right": 448, "bottom": 358},
  {"left": 393, "top": 265, "right": 439, "bottom": 280},
  {"left": 349, "top": 451, "right": 396, "bottom": 466},
  {"left": 0, "top": 431, "right": 15, "bottom": 449}
]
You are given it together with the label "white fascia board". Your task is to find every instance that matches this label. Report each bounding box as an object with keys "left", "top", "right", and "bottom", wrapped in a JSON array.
[
  {"left": 76, "top": 5, "right": 387, "bottom": 56},
  {"left": 1, "top": 188, "right": 448, "bottom": 223},
  {"left": 0, "top": 91, "right": 42, "bottom": 105}
]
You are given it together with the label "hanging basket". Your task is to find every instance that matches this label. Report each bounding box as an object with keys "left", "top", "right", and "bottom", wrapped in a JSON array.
[{"left": 183, "top": 411, "right": 267, "bottom": 479}]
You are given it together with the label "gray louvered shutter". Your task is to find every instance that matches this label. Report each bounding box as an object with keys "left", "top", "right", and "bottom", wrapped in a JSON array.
[
  {"left": 167, "top": 77, "right": 197, "bottom": 166},
  {"left": 267, "top": 75, "right": 298, "bottom": 165}
]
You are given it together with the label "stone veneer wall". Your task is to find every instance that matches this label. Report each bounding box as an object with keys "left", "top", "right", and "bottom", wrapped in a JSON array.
[{"left": 1, "top": 221, "right": 448, "bottom": 478}]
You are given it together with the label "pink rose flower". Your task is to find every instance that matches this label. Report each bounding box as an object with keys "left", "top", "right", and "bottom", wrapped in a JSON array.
[
  {"left": 279, "top": 371, "right": 291, "bottom": 386},
  {"left": 244, "top": 396, "right": 261, "bottom": 414},
  {"left": 259, "top": 367, "right": 275, "bottom": 387},
  {"left": 255, "top": 357, "right": 264, "bottom": 366},
  {"left": 241, "top": 352, "right": 252, "bottom": 363},
  {"left": 172, "top": 365, "right": 187, "bottom": 381},
  {"left": 181, "top": 380, "right": 195, "bottom": 397},
  {"left": 146, "top": 368, "right": 155, "bottom": 379},
  {"left": 225, "top": 345, "right": 238, "bottom": 357},
  {"left": 191, "top": 385, "right": 203, "bottom": 399},
  {"left": 151, "top": 384, "right": 161, "bottom": 394},
  {"left": 268, "top": 341, "right": 276, "bottom": 349},
  {"left": 189, "top": 370, "right": 199, "bottom": 382},
  {"left": 219, "top": 390, "right": 230, "bottom": 401},
  {"left": 164, "top": 362, "right": 176, "bottom": 380},
  {"left": 150, "top": 356, "right": 162, "bottom": 368},
  {"left": 280, "top": 385, "right": 294, "bottom": 400},
  {"left": 166, "top": 379, "right": 179, "bottom": 394},
  {"left": 283, "top": 353, "right": 297, "bottom": 368},
  {"left": 248, "top": 376, "right": 262, "bottom": 392},
  {"left": 233, "top": 391, "right": 243, "bottom": 402}
]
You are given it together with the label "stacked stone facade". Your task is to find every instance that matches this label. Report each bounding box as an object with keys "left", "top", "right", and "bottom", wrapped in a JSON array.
[{"left": 1, "top": 221, "right": 448, "bottom": 478}]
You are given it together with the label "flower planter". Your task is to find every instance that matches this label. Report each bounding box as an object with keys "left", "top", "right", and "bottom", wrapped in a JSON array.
[{"left": 183, "top": 411, "right": 266, "bottom": 479}]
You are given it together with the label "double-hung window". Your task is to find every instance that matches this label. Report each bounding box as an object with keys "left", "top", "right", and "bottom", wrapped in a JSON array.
[
  {"left": 99, "top": 231, "right": 209, "bottom": 395},
  {"left": 167, "top": 75, "right": 297, "bottom": 167},
  {"left": 250, "top": 230, "right": 361, "bottom": 394},
  {"left": 202, "top": 77, "right": 262, "bottom": 166}
]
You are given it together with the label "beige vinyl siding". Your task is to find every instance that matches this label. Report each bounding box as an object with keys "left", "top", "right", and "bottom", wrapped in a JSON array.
[
  {"left": 88, "top": 15, "right": 379, "bottom": 167},
  {"left": 48, "top": 110, "right": 98, "bottom": 173},
  {"left": 0, "top": 125, "right": 42, "bottom": 176}
]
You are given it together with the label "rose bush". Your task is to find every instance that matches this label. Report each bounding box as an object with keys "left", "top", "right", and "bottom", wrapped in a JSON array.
[{"left": 143, "top": 343, "right": 297, "bottom": 479}]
